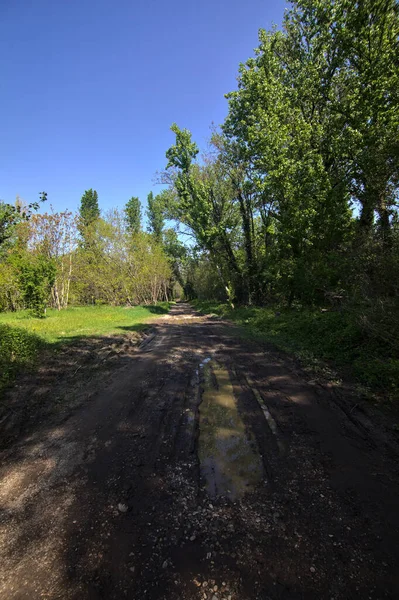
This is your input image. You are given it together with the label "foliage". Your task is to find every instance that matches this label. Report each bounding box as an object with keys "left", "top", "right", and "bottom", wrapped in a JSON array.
[
  {"left": 28, "top": 210, "right": 78, "bottom": 310},
  {"left": 0, "top": 192, "right": 46, "bottom": 250},
  {"left": 162, "top": 0, "right": 399, "bottom": 309},
  {"left": 146, "top": 191, "right": 165, "bottom": 241},
  {"left": 0, "top": 324, "right": 44, "bottom": 394},
  {"left": 164, "top": 124, "right": 247, "bottom": 303},
  {"left": 78, "top": 189, "right": 100, "bottom": 229},
  {"left": 12, "top": 253, "right": 57, "bottom": 317},
  {"left": 125, "top": 196, "right": 142, "bottom": 235},
  {"left": 0, "top": 261, "right": 21, "bottom": 312},
  {"left": 0, "top": 203, "right": 173, "bottom": 313},
  {"left": 78, "top": 189, "right": 100, "bottom": 248},
  {"left": 70, "top": 213, "right": 172, "bottom": 306}
]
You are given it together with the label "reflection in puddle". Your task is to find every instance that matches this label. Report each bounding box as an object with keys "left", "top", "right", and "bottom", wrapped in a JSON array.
[{"left": 198, "top": 360, "right": 263, "bottom": 500}]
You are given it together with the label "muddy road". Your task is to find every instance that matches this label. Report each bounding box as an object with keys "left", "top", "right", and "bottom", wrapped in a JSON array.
[{"left": 1, "top": 303, "right": 399, "bottom": 599}]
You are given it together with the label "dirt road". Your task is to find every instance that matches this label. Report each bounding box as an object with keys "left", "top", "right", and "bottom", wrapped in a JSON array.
[{"left": 1, "top": 303, "right": 399, "bottom": 599}]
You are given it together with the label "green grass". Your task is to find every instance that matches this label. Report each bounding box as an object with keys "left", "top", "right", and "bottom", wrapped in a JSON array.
[
  {"left": 0, "top": 303, "right": 172, "bottom": 394},
  {"left": 191, "top": 300, "right": 399, "bottom": 403}
]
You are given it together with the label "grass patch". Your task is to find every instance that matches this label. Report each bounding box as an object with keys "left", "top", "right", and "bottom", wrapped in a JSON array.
[
  {"left": 191, "top": 300, "right": 399, "bottom": 403},
  {"left": 0, "top": 302, "right": 172, "bottom": 393}
]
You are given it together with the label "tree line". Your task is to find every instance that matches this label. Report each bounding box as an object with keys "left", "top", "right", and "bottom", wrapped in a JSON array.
[
  {"left": 0, "top": 189, "right": 187, "bottom": 316},
  {"left": 159, "top": 0, "right": 399, "bottom": 326}
]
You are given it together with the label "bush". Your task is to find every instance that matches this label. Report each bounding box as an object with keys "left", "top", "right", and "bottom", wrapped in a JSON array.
[{"left": 0, "top": 324, "right": 44, "bottom": 393}]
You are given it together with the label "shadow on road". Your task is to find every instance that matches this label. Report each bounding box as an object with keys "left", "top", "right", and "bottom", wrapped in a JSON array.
[{"left": 1, "top": 303, "right": 399, "bottom": 599}]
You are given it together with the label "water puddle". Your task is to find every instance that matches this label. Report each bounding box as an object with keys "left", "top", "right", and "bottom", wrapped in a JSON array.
[{"left": 198, "top": 360, "right": 264, "bottom": 500}]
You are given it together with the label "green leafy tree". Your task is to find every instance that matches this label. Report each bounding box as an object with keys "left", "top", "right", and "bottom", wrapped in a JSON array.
[
  {"left": 146, "top": 191, "right": 165, "bottom": 241},
  {"left": 0, "top": 192, "right": 47, "bottom": 250},
  {"left": 13, "top": 253, "right": 56, "bottom": 317},
  {"left": 79, "top": 189, "right": 100, "bottom": 228},
  {"left": 78, "top": 189, "right": 99, "bottom": 246},
  {"left": 165, "top": 123, "right": 245, "bottom": 303},
  {"left": 77, "top": 188, "right": 100, "bottom": 249},
  {"left": 125, "top": 196, "right": 142, "bottom": 235}
]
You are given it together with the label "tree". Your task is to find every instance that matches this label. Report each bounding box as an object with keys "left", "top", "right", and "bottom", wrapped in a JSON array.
[
  {"left": 146, "top": 191, "right": 165, "bottom": 241},
  {"left": 0, "top": 192, "right": 46, "bottom": 250},
  {"left": 125, "top": 196, "right": 142, "bottom": 235},
  {"left": 28, "top": 211, "right": 78, "bottom": 310},
  {"left": 165, "top": 123, "right": 246, "bottom": 303},
  {"left": 334, "top": 0, "right": 399, "bottom": 237},
  {"left": 78, "top": 188, "right": 100, "bottom": 234},
  {"left": 13, "top": 252, "right": 56, "bottom": 317},
  {"left": 222, "top": 4, "right": 358, "bottom": 304}
]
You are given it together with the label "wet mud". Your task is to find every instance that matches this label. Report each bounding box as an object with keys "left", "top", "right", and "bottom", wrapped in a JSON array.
[{"left": 198, "top": 360, "right": 263, "bottom": 499}]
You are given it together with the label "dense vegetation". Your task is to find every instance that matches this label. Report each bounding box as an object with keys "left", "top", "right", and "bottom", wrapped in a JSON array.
[
  {"left": 163, "top": 1, "right": 399, "bottom": 306},
  {"left": 0, "top": 188, "right": 186, "bottom": 316},
  {"left": 159, "top": 0, "right": 399, "bottom": 398}
]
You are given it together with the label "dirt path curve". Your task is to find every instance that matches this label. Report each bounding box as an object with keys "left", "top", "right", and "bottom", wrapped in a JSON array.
[{"left": 1, "top": 303, "right": 399, "bottom": 599}]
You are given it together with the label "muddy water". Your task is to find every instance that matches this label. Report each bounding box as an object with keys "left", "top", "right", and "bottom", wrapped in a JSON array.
[{"left": 198, "top": 360, "right": 264, "bottom": 499}]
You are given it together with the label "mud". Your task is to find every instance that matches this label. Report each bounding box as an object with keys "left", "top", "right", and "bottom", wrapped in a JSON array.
[
  {"left": 198, "top": 360, "right": 263, "bottom": 499},
  {"left": 0, "top": 302, "right": 399, "bottom": 599}
]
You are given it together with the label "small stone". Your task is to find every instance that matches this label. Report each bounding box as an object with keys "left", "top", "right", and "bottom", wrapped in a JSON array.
[
  {"left": 162, "top": 560, "right": 168, "bottom": 569},
  {"left": 118, "top": 503, "right": 128, "bottom": 513},
  {"left": 310, "top": 566, "right": 316, "bottom": 573},
  {"left": 213, "top": 585, "right": 218, "bottom": 591},
  {"left": 190, "top": 535, "right": 196, "bottom": 541},
  {"left": 129, "top": 566, "right": 135, "bottom": 573},
  {"left": 202, "top": 581, "right": 208, "bottom": 587}
]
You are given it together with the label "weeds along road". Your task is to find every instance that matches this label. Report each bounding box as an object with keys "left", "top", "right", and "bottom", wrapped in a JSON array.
[{"left": 1, "top": 303, "right": 399, "bottom": 599}]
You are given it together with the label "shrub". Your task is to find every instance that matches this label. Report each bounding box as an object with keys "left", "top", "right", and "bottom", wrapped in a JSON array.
[{"left": 0, "top": 324, "right": 44, "bottom": 393}]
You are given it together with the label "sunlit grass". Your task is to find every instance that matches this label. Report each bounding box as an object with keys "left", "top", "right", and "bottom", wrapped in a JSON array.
[
  {"left": 0, "top": 303, "right": 172, "bottom": 393},
  {"left": 0, "top": 303, "right": 171, "bottom": 344}
]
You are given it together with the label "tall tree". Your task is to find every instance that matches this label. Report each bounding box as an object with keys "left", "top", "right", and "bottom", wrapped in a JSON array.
[
  {"left": 125, "top": 196, "right": 142, "bottom": 235},
  {"left": 146, "top": 191, "right": 165, "bottom": 241},
  {"left": 79, "top": 189, "right": 100, "bottom": 231},
  {"left": 165, "top": 124, "right": 245, "bottom": 303}
]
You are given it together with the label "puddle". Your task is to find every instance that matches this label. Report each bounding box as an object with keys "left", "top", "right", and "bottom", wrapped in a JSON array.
[{"left": 198, "top": 360, "right": 264, "bottom": 500}]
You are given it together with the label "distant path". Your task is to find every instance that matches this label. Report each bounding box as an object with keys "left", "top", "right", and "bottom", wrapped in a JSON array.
[{"left": 1, "top": 302, "right": 399, "bottom": 599}]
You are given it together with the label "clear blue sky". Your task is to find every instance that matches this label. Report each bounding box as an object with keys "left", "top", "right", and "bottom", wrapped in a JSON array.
[{"left": 1, "top": 0, "right": 287, "bottom": 216}]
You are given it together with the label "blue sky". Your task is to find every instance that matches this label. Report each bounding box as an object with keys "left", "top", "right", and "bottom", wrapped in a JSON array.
[{"left": 1, "top": 0, "right": 287, "bottom": 217}]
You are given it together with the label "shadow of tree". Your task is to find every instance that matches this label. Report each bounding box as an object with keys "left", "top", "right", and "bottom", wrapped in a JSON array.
[{"left": 143, "top": 304, "right": 170, "bottom": 314}]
